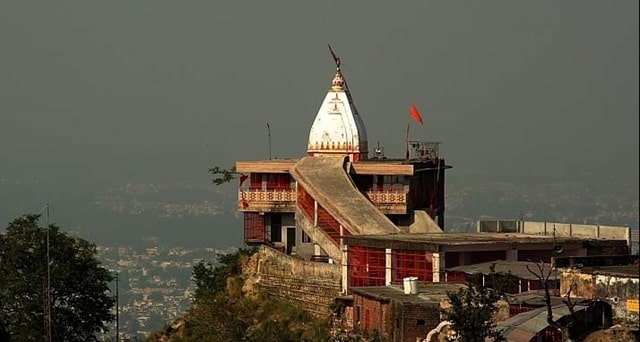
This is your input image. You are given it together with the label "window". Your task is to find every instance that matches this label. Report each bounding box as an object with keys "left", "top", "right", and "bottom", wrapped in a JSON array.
[
  {"left": 243, "top": 213, "right": 265, "bottom": 242},
  {"left": 349, "top": 246, "right": 386, "bottom": 287},
  {"left": 266, "top": 173, "right": 292, "bottom": 190},
  {"left": 392, "top": 250, "right": 433, "bottom": 282},
  {"left": 416, "top": 319, "right": 426, "bottom": 326},
  {"left": 249, "top": 174, "right": 262, "bottom": 189},
  {"left": 301, "top": 230, "right": 312, "bottom": 243}
]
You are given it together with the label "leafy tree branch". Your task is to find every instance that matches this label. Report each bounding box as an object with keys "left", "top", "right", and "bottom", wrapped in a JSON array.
[{"left": 208, "top": 166, "right": 240, "bottom": 186}]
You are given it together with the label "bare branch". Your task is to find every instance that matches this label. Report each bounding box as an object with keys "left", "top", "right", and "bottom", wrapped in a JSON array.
[
  {"left": 526, "top": 260, "right": 560, "bottom": 330},
  {"left": 563, "top": 282, "right": 578, "bottom": 315}
]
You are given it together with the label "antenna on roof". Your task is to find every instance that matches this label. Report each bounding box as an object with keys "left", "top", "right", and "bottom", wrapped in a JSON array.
[
  {"left": 267, "top": 123, "right": 272, "bottom": 160},
  {"left": 374, "top": 141, "right": 384, "bottom": 159}
]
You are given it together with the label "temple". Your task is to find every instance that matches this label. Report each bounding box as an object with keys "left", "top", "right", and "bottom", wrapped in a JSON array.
[
  {"left": 237, "top": 49, "right": 449, "bottom": 266},
  {"left": 232, "top": 48, "right": 632, "bottom": 340}
]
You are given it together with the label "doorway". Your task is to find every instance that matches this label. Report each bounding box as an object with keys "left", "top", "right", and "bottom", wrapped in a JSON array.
[{"left": 286, "top": 227, "right": 296, "bottom": 255}]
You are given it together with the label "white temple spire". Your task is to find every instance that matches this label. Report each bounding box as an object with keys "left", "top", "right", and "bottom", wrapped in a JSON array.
[{"left": 307, "top": 46, "right": 368, "bottom": 162}]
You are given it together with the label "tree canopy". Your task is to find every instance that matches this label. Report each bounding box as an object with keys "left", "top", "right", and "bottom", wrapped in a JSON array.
[
  {"left": 0, "top": 214, "right": 115, "bottom": 341},
  {"left": 441, "top": 271, "right": 506, "bottom": 342},
  {"left": 191, "top": 248, "right": 251, "bottom": 301}
]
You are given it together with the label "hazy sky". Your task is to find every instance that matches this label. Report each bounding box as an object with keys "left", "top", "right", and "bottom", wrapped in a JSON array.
[{"left": 1, "top": 1, "right": 638, "bottom": 185}]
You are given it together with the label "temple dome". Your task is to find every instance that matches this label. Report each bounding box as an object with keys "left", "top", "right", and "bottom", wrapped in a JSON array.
[{"left": 307, "top": 68, "right": 368, "bottom": 162}]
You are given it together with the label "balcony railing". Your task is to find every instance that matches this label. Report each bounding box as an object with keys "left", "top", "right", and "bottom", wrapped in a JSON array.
[
  {"left": 365, "top": 190, "right": 407, "bottom": 204},
  {"left": 240, "top": 188, "right": 296, "bottom": 202},
  {"left": 238, "top": 188, "right": 297, "bottom": 212},
  {"left": 365, "top": 190, "right": 407, "bottom": 214}
]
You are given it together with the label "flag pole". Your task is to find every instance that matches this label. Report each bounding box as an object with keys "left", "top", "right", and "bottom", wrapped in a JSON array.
[
  {"left": 407, "top": 103, "right": 425, "bottom": 159},
  {"left": 405, "top": 116, "right": 410, "bottom": 160},
  {"left": 404, "top": 105, "right": 411, "bottom": 160}
]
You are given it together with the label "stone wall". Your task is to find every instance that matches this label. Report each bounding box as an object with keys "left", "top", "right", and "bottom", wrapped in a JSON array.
[
  {"left": 353, "top": 293, "right": 440, "bottom": 342},
  {"left": 559, "top": 269, "right": 639, "bottom": 325},
  {"left": 560, "top": 270, "right": 596, "bottom": 298},
  {"left": 397, "top": 302, "right": 441, "bottom": 342},
  {"left": 595, "top": 275, "right": 639, "bottom": 324},
  {"left": 250, "top": 246, "right": 342, "bottom": 317},
  {"left": 353, "top": 294, "right": 391, "bottom": 335}
]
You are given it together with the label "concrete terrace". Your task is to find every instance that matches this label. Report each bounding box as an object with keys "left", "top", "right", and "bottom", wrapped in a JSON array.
[{"left": 343, "top": 232, "right": 628, "bottom": 252}]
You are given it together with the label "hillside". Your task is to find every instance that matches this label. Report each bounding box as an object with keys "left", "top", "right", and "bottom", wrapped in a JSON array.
[{"left": 148, "top": 248, "right": 385, "bottom": 342}]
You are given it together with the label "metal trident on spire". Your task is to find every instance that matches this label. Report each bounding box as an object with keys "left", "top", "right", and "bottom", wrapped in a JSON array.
[
  {"left": 328, "top": 44, "right": 341, "bottom": 70},
  {"left": 327, "top": 44, "right": 356, "bottom": 107}
]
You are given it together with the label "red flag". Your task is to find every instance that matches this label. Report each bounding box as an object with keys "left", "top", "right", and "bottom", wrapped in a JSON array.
[
  {"left": 239, "top": 174, "right": 249, "bottom": 187},
  {"left": 410, "top": 103, "right": 423, "bottom": 125}
]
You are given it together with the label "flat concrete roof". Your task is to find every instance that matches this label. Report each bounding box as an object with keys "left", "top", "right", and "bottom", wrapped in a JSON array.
[
  {"left": 344, "top": 232, "right": 627, "bottom": 252},
  {"left": 506, "top": 290, "right": 565, "bottom": 306},
  {"left": 235, "top": 157, "right": 453, "bottom": 175},
  {"left": 571, "top": 265, "right": 640, "bottom": 278},
  {"left": 352, "top": 283, "right": 466, "bottom": 304},
  {"left": 446, "top": 260, "right": 558, "bottom": 281},
  {"left": 235, "top": 159, "right": 298, "bottom": 173}
]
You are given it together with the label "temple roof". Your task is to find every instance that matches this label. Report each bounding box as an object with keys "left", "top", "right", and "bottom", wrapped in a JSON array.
[{"left": 307, "top": 62, "right": 368, "bottom": 161}]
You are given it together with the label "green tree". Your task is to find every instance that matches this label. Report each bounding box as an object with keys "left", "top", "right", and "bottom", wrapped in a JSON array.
[
  {"left": 191, "top": 248, "right": 255, "bottom": 301},
  {"left": 208, "top": 166, "right": 239, "bottom": 186},
  {"left": 0, "top": 214, "right": 115, "bottom": 341},
  {"left": 149, "top": 248, "right": 332, "bottom": 342},
  {"left": 441, "top": 274, "right": 505, "bottom": 342}
]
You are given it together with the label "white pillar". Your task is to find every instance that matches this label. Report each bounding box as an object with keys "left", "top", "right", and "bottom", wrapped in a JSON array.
[
  {"left": 313, "top": 200, "right": 318, "bottom": 226},
  {"left": 342, "top": 245, "right": 349, "bottom": 294},
  {"left": 385, "top": 248, "right": 392, "bottom": 285},
  {"left": 432, "top": 252, "right": 445, "bottom": 282}
]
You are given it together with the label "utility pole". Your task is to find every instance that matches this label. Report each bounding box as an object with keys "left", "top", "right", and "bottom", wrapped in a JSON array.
[
  {"left": 45, "top": 203, "right": 52, "bottom": 342},
  {"left": 114, "top": 271, "right": 119, "bottom": 342}
]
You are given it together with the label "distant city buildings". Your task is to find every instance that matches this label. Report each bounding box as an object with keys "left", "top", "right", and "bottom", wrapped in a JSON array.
[{"left": 97, "top": 244, "right": 237, "bottom": 340}]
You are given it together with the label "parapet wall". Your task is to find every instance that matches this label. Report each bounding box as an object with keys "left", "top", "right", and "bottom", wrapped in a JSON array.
[
  {"left": 478, "top": 220, "right": 630, "bottom": 245},
  {"left": 252, "top": 246, "right": 342, "bottom": 317},
  {"left": 559, "top": 269, "right": 639, "bottom": 325}
]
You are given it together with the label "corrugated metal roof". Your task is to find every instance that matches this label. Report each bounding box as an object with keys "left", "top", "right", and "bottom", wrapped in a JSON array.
[{"left": 497, "top": 303, "right": 590, "bottom": 341}]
